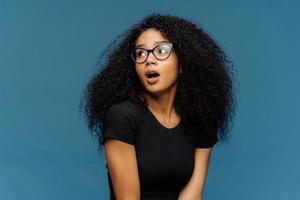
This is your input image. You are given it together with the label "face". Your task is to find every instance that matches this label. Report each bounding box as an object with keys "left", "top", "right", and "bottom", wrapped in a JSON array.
[{"left": 133, "top": 28, "right": 182, "bottom": 96}]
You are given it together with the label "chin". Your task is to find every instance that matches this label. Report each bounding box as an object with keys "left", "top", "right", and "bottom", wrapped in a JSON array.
[{"left": 145, "top": 86, "right": 171, "bottom": 96}]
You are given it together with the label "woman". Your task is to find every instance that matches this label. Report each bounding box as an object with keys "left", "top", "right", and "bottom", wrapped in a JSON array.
[{"left": 81, "top": 13, "right": 237, "bottom": 200}]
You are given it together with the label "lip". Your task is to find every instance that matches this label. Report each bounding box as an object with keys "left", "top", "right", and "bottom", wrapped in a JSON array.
[
  {"left": 145, "top": 70, "right": 160, "bottom": 84},
  {"left": 146, "top": 76, "right": 160, "bottom": 84},
  {"left": 144, "top": 70, "right": 160, "bottom": 78}
]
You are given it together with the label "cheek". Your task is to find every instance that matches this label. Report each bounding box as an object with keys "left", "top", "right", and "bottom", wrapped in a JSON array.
[
  {"left": 162, "top": 60, "right": 180, "bottom": 82},
  {"left": 163, "top": 68, "right": 179, "bottom": 84}
]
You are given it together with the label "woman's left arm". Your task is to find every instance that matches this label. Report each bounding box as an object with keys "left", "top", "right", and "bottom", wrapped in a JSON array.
[{"left": 178, "top": 147, "right": 214, "bottom": 200}]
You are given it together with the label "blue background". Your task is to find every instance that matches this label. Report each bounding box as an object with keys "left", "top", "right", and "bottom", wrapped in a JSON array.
[{"left": 1, "top": 0, "right": 299, "bottom": 199}]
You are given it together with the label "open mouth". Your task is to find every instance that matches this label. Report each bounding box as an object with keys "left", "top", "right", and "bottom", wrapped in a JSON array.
[
  {"left": 146, "top": 72, "right": 160, "bottom": 78},
  {"left": 145, "top": 71, "right": 160, "bottom": 84}
]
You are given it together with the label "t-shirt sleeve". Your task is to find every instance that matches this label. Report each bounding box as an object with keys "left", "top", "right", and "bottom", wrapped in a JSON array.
[
  {"left": 194, "top": 131, "right": 219, "bottom": 148},
  {"left": 101, "top": 103, "right": 137, "bottom": 146}
]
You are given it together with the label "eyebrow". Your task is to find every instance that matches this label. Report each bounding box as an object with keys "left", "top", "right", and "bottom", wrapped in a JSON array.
[{"left": 135, "top": 40, "right": 170, "bottom": 48}]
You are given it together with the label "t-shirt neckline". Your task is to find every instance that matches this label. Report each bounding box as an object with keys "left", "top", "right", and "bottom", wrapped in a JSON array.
[{"left": 146, "top": 105, "right": 182, "bottom": 131}]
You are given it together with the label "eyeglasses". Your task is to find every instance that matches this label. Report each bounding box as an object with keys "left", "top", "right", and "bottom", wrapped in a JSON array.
[{"left": 131, "top": 43, "right": 173, "bottom": 64}]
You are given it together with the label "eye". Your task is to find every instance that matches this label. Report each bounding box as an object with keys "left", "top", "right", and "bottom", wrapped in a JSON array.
[
  {"left": 136, "top": 49, "right": 147, "bottom": 57},
  {"left": 157, "top": 44, "right": 171, "bottom": 54}
]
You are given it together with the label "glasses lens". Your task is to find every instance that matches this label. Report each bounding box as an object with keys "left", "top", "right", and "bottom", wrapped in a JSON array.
[
  {"left": 132, "top": 49, "right": 148, "bottom": 63},
  {"left": 131, "top": 43, "right": 173, "bottom": 63},
  {"left": 153, "top": 44, "right": 172, "bottom": 60}
]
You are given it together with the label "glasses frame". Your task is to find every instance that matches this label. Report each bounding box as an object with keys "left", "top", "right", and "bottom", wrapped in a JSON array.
[{"left": 131, "top": 42, "right": 173, "bottom": 64}]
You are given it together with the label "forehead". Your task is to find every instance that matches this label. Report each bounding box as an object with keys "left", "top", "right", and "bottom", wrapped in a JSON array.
[{"left": 135, "top": 28, "right": 170, "bottom": 48}]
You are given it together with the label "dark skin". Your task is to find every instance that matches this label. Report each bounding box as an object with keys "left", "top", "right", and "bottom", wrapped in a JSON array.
[
  {"left": 135, "top": 28, "right": 210, "bottom": 200},
  {"left": 134, "top": 28, "right": 182, "bottom": 129},
  {"left": 103, "top": 28, "right": 215, "bottom": 200},
  {"left": 84, "top": 13, "right": 236, "bottom": 200}
]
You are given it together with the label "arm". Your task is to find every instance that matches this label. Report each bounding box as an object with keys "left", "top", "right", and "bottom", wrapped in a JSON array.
[
  {"left": 104, "top": 139, "right": 140, "bottom": 200},
  {"left": 178, "top": 147, "right": 214, "bottom": 200}
]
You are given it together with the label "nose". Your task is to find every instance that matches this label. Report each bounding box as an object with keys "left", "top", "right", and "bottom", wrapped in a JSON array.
[{"left": 145, "top": 51, "right": 157, "bottom": 65}]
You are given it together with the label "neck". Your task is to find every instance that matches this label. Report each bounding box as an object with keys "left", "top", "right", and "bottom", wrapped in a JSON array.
[{"left": 143, "top": 83, "right": 179, "bottom": 121}]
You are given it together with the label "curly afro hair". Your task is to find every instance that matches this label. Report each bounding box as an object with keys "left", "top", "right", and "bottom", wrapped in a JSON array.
[{"left": 79, "top": 12, "right": 238, "bottom": 153}]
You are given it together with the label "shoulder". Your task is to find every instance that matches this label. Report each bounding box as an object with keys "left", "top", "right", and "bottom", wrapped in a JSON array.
[
  {"left": 102, "top": 99, "right": 142, "bottom": 146},
  {"left": 105, "top": 99, "right": 144, "bottom": 125},
  {"left": 108, "top": 99, "right": 141, "bottom": 117},
  {"left": 114, "top": 99, "right": 139, "bottom": 111}
]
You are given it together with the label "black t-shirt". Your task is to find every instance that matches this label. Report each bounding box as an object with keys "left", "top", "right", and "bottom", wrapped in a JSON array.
[{"left": 101, "top": 99, "right": 218, "bottom": 200}]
